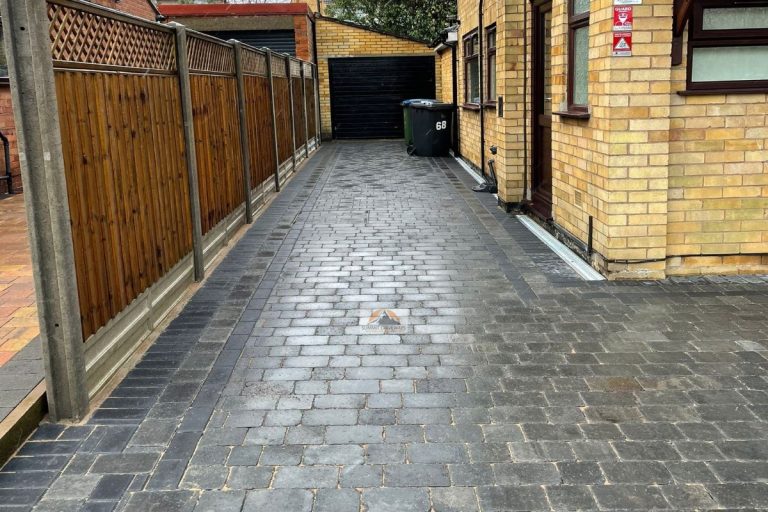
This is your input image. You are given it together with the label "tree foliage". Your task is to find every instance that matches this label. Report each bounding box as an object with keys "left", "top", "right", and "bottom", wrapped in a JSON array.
[{"left": 326, "top": 0, "right": 456, "bottom": 43}]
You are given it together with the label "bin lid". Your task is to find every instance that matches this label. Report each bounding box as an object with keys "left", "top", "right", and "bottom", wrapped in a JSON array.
[
  {"left": 410, "top": 101, "right": 455, "bottom": 111},
  {"left": 400, "top": 98, "right": 438, "bottom": 107}
]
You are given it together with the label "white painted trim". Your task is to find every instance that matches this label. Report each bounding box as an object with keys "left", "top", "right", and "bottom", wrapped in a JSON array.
[
  {"left": 453, "top": 156, "right": 485, "bottom": 185},
  {"left": 518, "top": 216, "right": 605, "bottom": 281}
]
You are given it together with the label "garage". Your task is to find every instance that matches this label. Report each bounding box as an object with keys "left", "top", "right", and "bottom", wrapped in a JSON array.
[{"left": 328, "top": 56, "right": 436, "bottom": 139}]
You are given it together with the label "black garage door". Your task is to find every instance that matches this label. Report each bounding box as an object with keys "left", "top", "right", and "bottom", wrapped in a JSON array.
[{"left": 329, "top": 56, "right": 436, "bottom": 139}]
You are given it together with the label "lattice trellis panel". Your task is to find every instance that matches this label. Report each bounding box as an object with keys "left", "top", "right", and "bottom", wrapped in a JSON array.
[
  {"left": 48, "top": 0, "right": 175, "bottom": 71},
  {"left": 290, "top": 60, "right": 302, "bottom": 78},
  {"left": 303, "top": 62, "right": 314, "bottom": 79},
  {"left": 271, "top": 55, "right": 288, "bottom": 78},
  {"left": 187, "top": 34, "right": 235, "bottom": 75},
  {"left": 242, "top": 48, "right": 268, "bottom": 77}
]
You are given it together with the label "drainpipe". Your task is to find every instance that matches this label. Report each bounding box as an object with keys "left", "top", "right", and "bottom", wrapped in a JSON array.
[
  {"left": 451, "top": 42, "right": 460, "bottom": 156},
  {"left": 478, "top": 0, "right": 485, "bottom": 177},
  {"left": 522, "top": 2, "right": 529, "bottom": 203}
]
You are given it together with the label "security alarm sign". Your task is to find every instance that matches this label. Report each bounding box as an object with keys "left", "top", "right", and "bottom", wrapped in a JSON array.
[
  {"left": 612, "top": 32, "right": 633, "bottom": 56},
  {"left": 613, "top": 6, "right": 633, "bottom": 30}
]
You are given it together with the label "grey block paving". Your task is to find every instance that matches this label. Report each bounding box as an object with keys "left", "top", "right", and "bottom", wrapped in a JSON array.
[{"left": 3, "top": 141, "right": 768, "bottom": 511}]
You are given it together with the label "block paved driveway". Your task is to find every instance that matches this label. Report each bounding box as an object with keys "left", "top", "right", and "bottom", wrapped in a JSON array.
[{"left": 4, "top": 141, "right": 768, "bottom": 511}]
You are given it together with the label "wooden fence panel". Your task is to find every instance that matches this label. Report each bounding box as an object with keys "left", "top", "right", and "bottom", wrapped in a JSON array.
[
  {"left": 305, "top": 77, "right": 317, "bottom": 141},
  {"left": 273, "top": 77, "right": 293, "bottom": 165},
  {"left": 30, "top": 0, "right": 321, "bottom": 414},
  {"left": 189, "top": 74, "right": 245, "bottom": 234},
  {"left": 187, "top": 34, "right": 245, "bottom": 235},
  {"left": 292, "top": 76, "right": 307, "bottom": 149},
  {"left": 55, "top": 71, "right": 192, "bottom": 340},
  {"left": 244, "top": 75, "right": 277, "bottom": 188}
]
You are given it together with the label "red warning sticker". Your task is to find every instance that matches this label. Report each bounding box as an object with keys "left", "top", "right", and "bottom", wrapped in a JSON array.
[
  {"left": 612, "top": 32, "right": 633, "bottom": 56},
  {"left": 613, "top": 6, "right": 633, "bottom": 31}
]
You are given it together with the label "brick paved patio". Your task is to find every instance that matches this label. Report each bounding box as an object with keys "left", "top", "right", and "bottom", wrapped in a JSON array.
[
  {"left": 0, "top": 195, "right": 38, "bottom": 368},
  {"left": 0, "top": 195, "right": 43, "bottom": 424},
  {"left": 2, "top": 141, "right": 768, "bottom": 511}
]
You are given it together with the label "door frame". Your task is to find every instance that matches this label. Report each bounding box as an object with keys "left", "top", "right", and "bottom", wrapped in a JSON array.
[{"left": 531, "top": 0, "right": 553, "bottom": 220}]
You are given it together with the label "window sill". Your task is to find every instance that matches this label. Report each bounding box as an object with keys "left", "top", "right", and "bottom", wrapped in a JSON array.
[
  {"left": 554, "top": 110, "right": 591, "bottom": 120},
  {"left": 461, "top": 103, "right": 481, "bottom": 111},
  {"left": 483, "top": 102, "right": 497, "bottom": 110},
  {"left": 678, "top": 88, "right": 768, "bottom": 96}
]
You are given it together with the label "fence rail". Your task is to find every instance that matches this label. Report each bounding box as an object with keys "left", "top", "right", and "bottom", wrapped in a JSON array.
[{"left": 2, "top": 0, "right": 320, "bottom": 420}]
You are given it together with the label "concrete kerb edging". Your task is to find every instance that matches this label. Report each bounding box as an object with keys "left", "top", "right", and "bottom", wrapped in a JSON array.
[
  {"left": 0, "top": 143, "right": 323, "bottom": 468},
  {"left": 0, "top": 382, "right": 46, "bottom": 467}
]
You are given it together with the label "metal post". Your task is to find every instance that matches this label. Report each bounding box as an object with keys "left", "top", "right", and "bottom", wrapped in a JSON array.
[
  {"left": 171, "top": 23, "right": 205, "bottom": 281},
  {"left": 231, "top": 41, "right": 254, "bottom": 224},
  {"left": 300, "top": 64, "right": 310, "bottom": 158},
  {"left": 0, "top": 0, "right": 88, "bottom": 421},
  {"left": 285, "top": 56, "right": 297, "bottom": 173},
  {"left": 265, "top": 49, "right": 281, "bottom": 192}
]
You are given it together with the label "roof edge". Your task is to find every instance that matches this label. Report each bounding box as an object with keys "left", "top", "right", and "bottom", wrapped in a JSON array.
[
  {"left": 158, "top": 3, "right": 311, "bottom": 18},
  {"left": 317, "top": 15, "right": 432, "bottom": 46}
]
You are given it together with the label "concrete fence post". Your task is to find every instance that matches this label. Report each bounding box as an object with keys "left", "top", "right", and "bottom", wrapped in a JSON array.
[
  {"left": 313, "top": 64, "right": 322, "bottom": 145},
  {"left": 265, "top": 49, "right": 281, "bottom": 193},
  {"left": 171, "top": 23, "right": 205, "bottom": 281},
  {"left": 231, "top": 41, "right": 254, "bottom": 224},
  {"left": 0, "top": 0, "right": 88, "bottom": 421},
  {"left": 300, "top": 64, "right": 310, "bottom": 158},
  {"left": 285, "top": 55, "right": 297, "bottom": 173}
]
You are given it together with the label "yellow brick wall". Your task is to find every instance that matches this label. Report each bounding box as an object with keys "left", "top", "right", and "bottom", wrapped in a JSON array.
[
  {"left": 436, "top": 48, "right": 453, "bottom": 104},
  {"left": 449, "top": 0, "right": 768, "bottom": 278},
  {"left": 457, "top": 0, "right": 527, "bottom": 203},
  {"left": 315, "top": 18, "right": 439, "bottom": 139},
  {"left": 547, "top": 0, "right": 673, "bottom": 279},
  {"left": 667, "top": 33, "right": 768, "bottom": 276}
]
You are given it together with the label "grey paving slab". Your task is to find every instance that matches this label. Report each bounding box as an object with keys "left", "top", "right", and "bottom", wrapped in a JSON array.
[{"left": 4, "top": 141, "right": 768, "bottom": 511}]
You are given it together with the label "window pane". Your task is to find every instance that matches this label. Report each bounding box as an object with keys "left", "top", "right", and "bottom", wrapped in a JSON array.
[
  {"left": 0, "top": 24, "right": 6, "bottom": 78},
  {"left": 468, "top": 59, "right": 480, "bottom": 103},
  {"left": 573, "top": 0, "right": 589, "bottom": 15},
  {"left": 489, "top": 58, "right": 496, "bottom": 99},
  {"left": 572, "top": 26, "right": 589, "bottom": 105},
  {"left": 543, "top": 10, "right": 552, "bottom": 115},
  {"left": 703, "top": 7, "right": 768, "bottom": 30},
  {"left": 691, "top": 46, "right": 768, "bottom": 82}
]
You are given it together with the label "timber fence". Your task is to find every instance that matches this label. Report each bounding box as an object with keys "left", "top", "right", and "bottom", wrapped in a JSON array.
[{"left": 1, "top": 0, "right": 321, "bottom": 419}]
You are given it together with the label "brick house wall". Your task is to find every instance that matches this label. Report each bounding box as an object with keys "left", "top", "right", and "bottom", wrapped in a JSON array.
[
  {"left": 452, "top": 0, "right": 768, "bottom": 278},
  {"left": 436, "top": 47, "right": 453, "bottom": 104},
  {"left": 456, "top": 0, "right": 528, "bottom": 205},
  {"left": 88, "top": 0, "right": 159, "bottom": 20},
  {"left": 667, "top": 34, "right": 768, "bottom": 276},
  {"left": 315, "top": 17, "right": 440, "bottom": 140}
]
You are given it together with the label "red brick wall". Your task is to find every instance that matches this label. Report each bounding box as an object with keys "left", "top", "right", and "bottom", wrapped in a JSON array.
[
  {"left": 0, "top": 86, "right": 19, "bottom": 194},
  {"left": 293, "top": 15, "right": 313, "bottom": 62},
  {"left": 89, "top": 0, "right": 158, "bottom": 21}
]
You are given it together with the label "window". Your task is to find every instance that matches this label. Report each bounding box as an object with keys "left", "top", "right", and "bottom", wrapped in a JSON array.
[
  {"left": 464, "top": 31, "right": 480, "bottom": 104},
  {"left": 687, "top": 0, "right": 768, "bottom": 91},
  {"left": 567, "top": 0, "right": 589, "bottom": 111},
  {"left": 486, "top": 25, "right": 497, "bottom": 103},
  {"left": 0, "top": 21, "right": 7, "bottom": 85}
]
